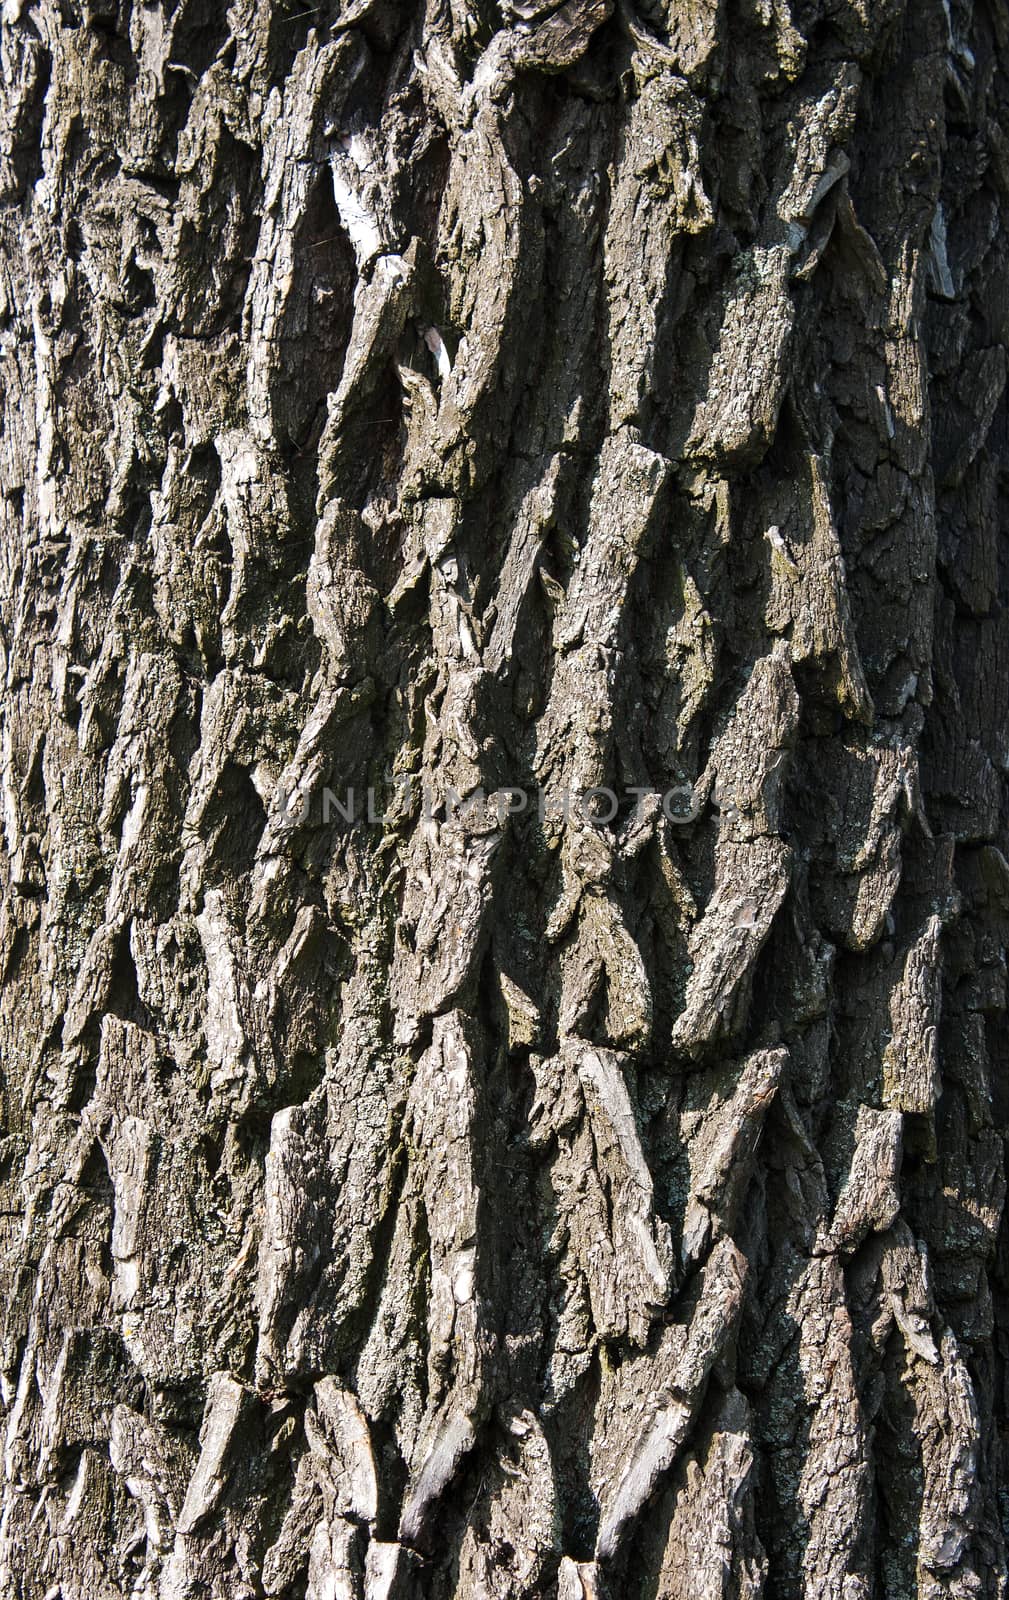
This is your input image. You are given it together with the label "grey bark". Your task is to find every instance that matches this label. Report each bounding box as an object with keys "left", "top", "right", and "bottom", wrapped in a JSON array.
[{"left": 0, "top": 0, "right": 1006, "bottom": 1597}]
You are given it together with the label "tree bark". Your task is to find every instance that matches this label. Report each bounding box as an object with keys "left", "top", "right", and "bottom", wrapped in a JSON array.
[{"left": 0, "top": 0, "right": 1007, "bottom": 1595}]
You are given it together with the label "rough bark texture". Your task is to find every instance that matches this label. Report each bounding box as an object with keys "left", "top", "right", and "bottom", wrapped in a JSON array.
[{"left": 1, "top": 0, "right": 1008, "bottom": 1596}]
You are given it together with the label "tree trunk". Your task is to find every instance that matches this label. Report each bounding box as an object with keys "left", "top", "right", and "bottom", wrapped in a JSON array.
[{"left": 0, "top": 0, "right": 1007, "bottom": 1595}]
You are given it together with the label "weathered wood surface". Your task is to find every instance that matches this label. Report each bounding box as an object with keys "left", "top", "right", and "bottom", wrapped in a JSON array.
[{"left": 0, "top": 1, "right": 1007, "bottom": 1596}]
